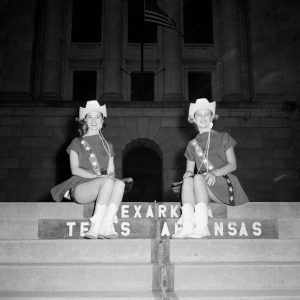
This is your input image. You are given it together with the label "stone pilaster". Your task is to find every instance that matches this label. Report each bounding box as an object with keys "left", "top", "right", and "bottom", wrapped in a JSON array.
[
  {"left": 220, "top": 0, "right": 244, "bottom": 102},
  {"left": 39, "top": 0, "right": 64, "bottom": 101},
  {"left": 162, "top": 0, "right": 184, "bottom": 101},
  {"left": 101, "top": 0, "right": 123, "bottom": 102}
]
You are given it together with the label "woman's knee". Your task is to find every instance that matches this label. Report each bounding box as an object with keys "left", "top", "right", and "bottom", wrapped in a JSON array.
[
  {"left": 114, "top": 179, "right": 125, "bottom": 190},
  {"left": 182, "top": 177, "right": 194, "bottom": 189},
  {"left": 194, "top": 174, "right": 206, "bottom": 186},
  {"left": 102, "top": 177, "right": 115, "bottom": 188}
]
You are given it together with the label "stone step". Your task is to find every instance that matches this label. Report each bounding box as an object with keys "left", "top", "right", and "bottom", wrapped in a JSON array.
[
  {"left": 0, "top": 264, "right": 153, "bottom": 292},
  {"left": 1, "top": 290, "right": 300, "bottom": 300},
  {"left": 0, "top": 202, "right": 83, "bottom": 220},
  {"left": 0, "top": 239, "right": 152, "bottom": 264},
  {"left": 169, "top": 239, "right": 300, "bottom": 263},
  {"left": 227, "top": 202, "right": 300, "bottom": 219},
  {"left": 0, "top": 291, "right": 158, "bottom": 300},
  {"left": 1, "top": 239, "right": 299, "bottom": 265},
  {"left": 173, "top": 263, "right": 300, "bottom": 291},
  {"left": 171, "top": 290, "right": 300, "bottom": 299}
]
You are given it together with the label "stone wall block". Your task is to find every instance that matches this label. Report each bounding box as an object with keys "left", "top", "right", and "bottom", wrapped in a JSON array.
[
  {"left": 33, "top": 127, "right": 53, "bottom": 137},
  {"left": 239, "top": 159, "right": 264, "bottom": 169},
  {"left": 21, "top": 117, "right": 44, "bottom": 126},
  {"left": 34, "top": 108, "right": 55, "bottom": 116},
  {"left": 271, "top": 109, "right": 290, "bottom": 118},
  {"left": 0, "top": 169, "right": 8, "bottom": 179},
  {"left": 7, "top": 169, "right": 29, "bottom": 179},
  {"left": 43, "top": 117, "right": 61, "bottom": 127},
  {"left": 20, "top": 158, "right": 42, "bottom": 169},
  {"left": 21, "top": 137, "right": 49, "bottom": 147},
  {"left": 224, "top": 118, "right": 240, "bottom": 127},
  {"left": 124, "top": 118, "right": 139, "bottom": 140},
  {"left": 240, "top": 117, "right": 262, "bottom": 128},
  {"left": 147, "top": 117, "right": 161, "bottom": 140},
  {"left": 137, "top": 117, "right": 149, "bottom": 138},
  {"left": 142, "top": 109, "right": 164, "bottom": 117},
  {"left": 261, "top": 118, "right": 287, "bottom": 128},
  {"left": 163, "top": 108, "right": 185, "bottom": 117},
  {"left": 42, "top": 158, "right": 57, "bottom": 169},
  {"left": 251, "top": 108, "right": 272, "bottom": 117},
  {"left": 13, "top": 108, "right": 34, "bottom": 116},
  {"left": 0, "top": 158, "right": 19, "bottom": 169},
  {"left": 0, "top": 127, "right": 13, "bottom": 136},
  {"left": 272, "top": 128, "right": 291, "bottom": 138},
  {"left": 263, "top": 138, "right": 290, "bottom": 149},
  {"left": 217, "top": 108, "right": 230, "bottom": 117},
  {"left": 114, "top": 127, "right": 131, "bottom": 145},
  {"left": 109, "top": 117, "right": 125, "bottom": 127},
  {"left": 29, "top": 169, "right": 55, "bottom": 180},
  {"left": 53, "top": 108, "right": 76, "bottom": 117},
  {"left": 0, "top": 179, "right": 18, "bottom": 190},
  {"left": 230, "top": 109, "right": 251, "bottom": 117},
  {"left": 0, "top": 108, "right": 14, "bottom": 116},
  {"left": 0, "top": 192, "right": 6, "bottom": 202},
  {"left": 263, "top": 159, "right": 285, "bottom": 169},
  {"left": 121, "top": 108, "right": 143, "bottom": 117},
  {"left": 236, "top": 138, "right": 263, "bottom": 149},
  {"left": 0, "top": 117, "right": 22, "bottom": 126},
  {"left": 161, "top": 117, "right": 183, "bottom": 128}
]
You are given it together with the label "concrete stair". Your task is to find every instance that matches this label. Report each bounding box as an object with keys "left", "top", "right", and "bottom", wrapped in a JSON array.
[{"left": 0, "top": 202, "right": 299, "bottom": 299}]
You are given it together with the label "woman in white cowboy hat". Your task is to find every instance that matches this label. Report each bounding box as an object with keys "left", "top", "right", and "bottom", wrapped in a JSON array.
[
  {"left": 172, "top": 98, "right": 249, "bottom": 239},
  {"left": 51, "top": 100, "right": 127, "bottom": 239}
]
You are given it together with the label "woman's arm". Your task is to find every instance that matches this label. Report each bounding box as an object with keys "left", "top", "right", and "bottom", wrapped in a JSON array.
[
  {"left": 69, "top": 150, "right": 98, "bottom": 179},
  {"left": 183, "top": 159, "right": 195, "bottom": 178},
  {"left": 212, "top": 146, "right": 237, "bottom": 177}
]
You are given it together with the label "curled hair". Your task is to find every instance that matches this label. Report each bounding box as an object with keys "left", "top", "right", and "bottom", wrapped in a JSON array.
[{"left": 75, "top": 113, "right": 107, "bottom": 137}]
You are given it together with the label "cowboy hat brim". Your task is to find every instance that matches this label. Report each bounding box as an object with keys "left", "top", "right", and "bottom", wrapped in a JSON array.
[
  {"left": 79, "top": 100, "right": 107, "bottom": 119},
  {"left": 188, "top": 98, "right": 216, "bottom": 122}
]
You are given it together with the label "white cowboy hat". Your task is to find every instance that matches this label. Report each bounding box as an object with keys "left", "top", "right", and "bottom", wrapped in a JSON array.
[
  {"left": 188, "top": 98, "right": 216, "bottom": 122},
  {"left": 79, "top": 100, "right": 107, "bottom": 120}
]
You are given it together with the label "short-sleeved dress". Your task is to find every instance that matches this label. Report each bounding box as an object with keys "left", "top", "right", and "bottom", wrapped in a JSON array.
[
  {"left": 184, "top": 131, "right": 249, "bottom": 206},
  {"left": 51, "top": 134, "right": 114, "bottom": 202}
]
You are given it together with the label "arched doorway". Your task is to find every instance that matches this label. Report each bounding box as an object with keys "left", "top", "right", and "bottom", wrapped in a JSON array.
[{"left": 123, "top": 140, "right": 162, "bottom": 202}]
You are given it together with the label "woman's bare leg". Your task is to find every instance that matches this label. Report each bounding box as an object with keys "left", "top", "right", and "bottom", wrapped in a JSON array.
[
  {"left": 189, "top": 174, "right": 210, "bottom": 238},
  {"left": 74, "top": 177, "right": 114, "bottom": 238},
  {"left": 100, "top": 179, "right": 125, "bottom": 238},
  {"left": 172, "top": 177, "right": 195, "bottom": 238}
]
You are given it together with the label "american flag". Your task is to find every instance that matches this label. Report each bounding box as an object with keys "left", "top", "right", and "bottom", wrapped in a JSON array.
[{"left": 144, "top": 0, "right": 180, "bottom": 30}]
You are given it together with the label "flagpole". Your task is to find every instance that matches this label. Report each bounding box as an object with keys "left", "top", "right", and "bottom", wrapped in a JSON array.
[{"left": 140, "top": 0, "right": 145, "bottom": 101}]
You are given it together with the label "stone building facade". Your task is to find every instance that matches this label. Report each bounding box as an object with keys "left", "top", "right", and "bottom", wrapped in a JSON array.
[{"left": 0, "top": 0, "right": 299, "bottom": 202}]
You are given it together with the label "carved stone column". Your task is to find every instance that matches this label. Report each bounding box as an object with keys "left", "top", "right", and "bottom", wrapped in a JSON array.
[
  {"left": 220, "top": 0, "right": 244, "bottom": 102},
  {"left": 162, "top": 0, "right": 184, "bottom": 101},
  {"left": 39, "top": 0, "right": 64, "bottom": 101},
  {"left": 101, "top": 0, "right": 123, "bottom": 101}
]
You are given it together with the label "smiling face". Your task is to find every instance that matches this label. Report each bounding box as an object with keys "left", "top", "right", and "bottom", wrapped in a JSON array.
[
  {"left": 194, "top": 108, "right": 213, "bottom": 130},
  {"left": 85, "top": 111, "right": 104, "bottom": 134}
]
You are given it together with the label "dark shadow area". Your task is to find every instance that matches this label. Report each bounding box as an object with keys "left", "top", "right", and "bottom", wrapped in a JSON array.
[{"left": 123, "top": 143, "right": 162, "bottom": 202}]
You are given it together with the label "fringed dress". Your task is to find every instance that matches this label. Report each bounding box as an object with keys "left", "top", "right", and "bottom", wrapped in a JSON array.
[
  {"left": 184, "top": 131, "right": 249, "bottom": 206},
  {"left": 51, "top": 135, "right": 114, "bottom": 202}
]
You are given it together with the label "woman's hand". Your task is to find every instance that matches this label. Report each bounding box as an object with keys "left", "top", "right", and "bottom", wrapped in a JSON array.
[
  {"left": 204, "top": 172, "right": 216, "bottom": 186},
  {"left": 108, "top": 172, "right": 116, "bottom": 179}
]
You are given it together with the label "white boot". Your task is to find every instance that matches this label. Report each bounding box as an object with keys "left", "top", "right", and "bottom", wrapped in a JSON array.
[
  {"left": 98, "top": 203, "right": 118, "bottom": 239},
  {"left": 172, "top": 204, "right": 195, "bottom": 239},
  {"left": 84, "top": 204, "right": 106, "bottom": 239},
  {"left": 188, "top": 202, "right": 210, "bottom": 239}
]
